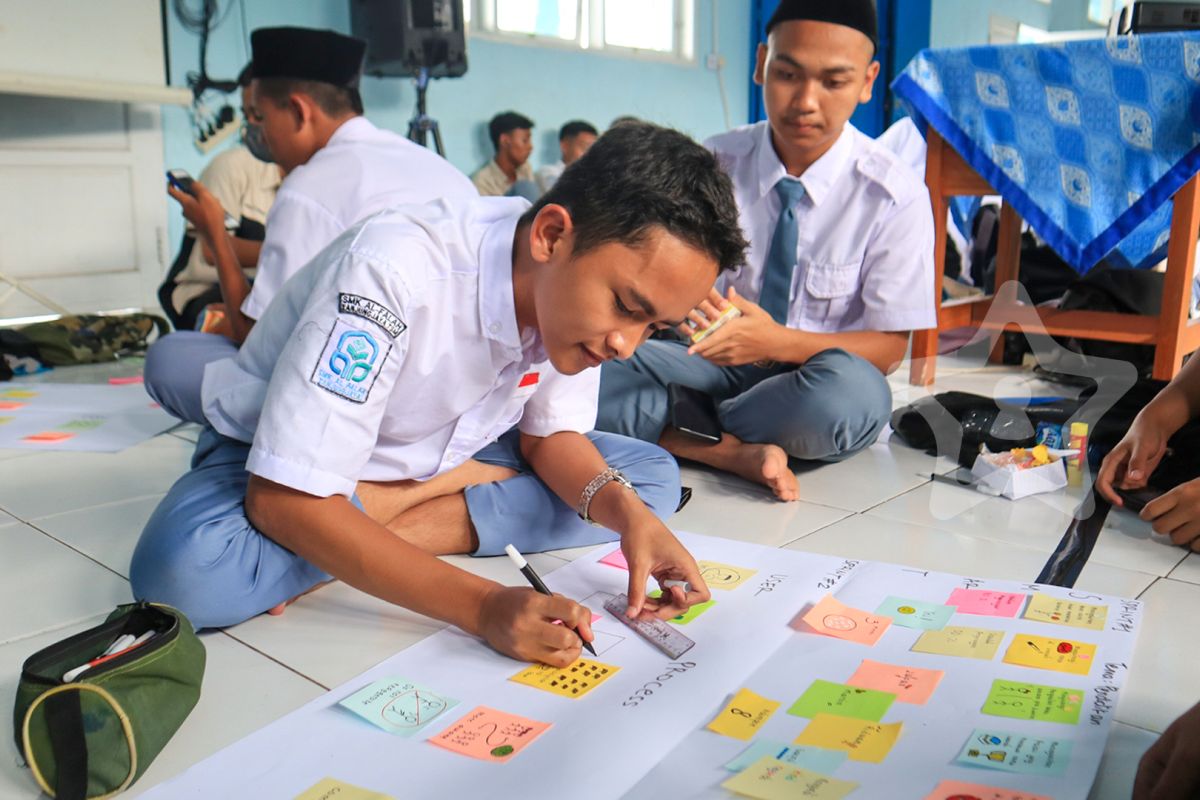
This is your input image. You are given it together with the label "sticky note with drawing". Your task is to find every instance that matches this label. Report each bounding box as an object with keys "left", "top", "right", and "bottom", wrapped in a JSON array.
[
  {"left": 697, "top": 560, "right": 757, "bottom": 590},
  {"left": 799, "top": 594, "right": 891, "bottom": 645},
  {"left": 981, "top": 678, "right": 1085, "bottom": 724},
  {"left": 954, "top": 729, "right": 1072, "bottom": 776},
  {"left": 706, "top": 687, "right": 781, "bottom": 740},
  {"left": 428, "top": 706, "right": 550, "bottom": 762},
  {"left": 1003, "top": 634, "right": 1096, "bottom": 675},
  {"left": 337, "top": 677, "right": 457, "bottom": 736},
  {"left": 845, "top": 660, "right": 944, "bottom": 705},
  {"left": 875, "top": 595, "right": 955, "bottom": 630},
  {"left": 509, "top": 657, "right": 619, "bottom": 699}
]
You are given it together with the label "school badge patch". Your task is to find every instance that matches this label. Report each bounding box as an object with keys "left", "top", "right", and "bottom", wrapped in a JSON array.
[{"left": 311, "top": 319, "right": 391, "bottom": 403}]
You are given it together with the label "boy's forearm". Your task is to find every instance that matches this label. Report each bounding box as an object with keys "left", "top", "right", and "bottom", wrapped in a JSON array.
[
  {"left": 521, "top": 431, "right": 656, "bottom": 532},
  {"left": 205, "top": 229, "right": 255, "bottom": 342},
  {"left": 245, "top": 476, "right": 496, "bottom": 635},
  {"left": 771, "top": 327, "right": 908, "bottom": 374},
  {"left": 1142, "top": 359, "right": 1200, "bottom": 435}
]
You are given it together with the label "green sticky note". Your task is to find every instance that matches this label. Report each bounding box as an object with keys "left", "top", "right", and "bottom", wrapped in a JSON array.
[
  {"left": 648, "top": 590, "right": 715, "bottom": 625},
  {"left": 981, "top": 679, "right": 1085, "bottom": 724},
  {"left": 875, "top": 595, "right": 955, "bottom": 630},
  {"left": 788, "top": 679, "right": 896, "bottom": 721},
  {"left": 58, "top": 418, "right": 104, "bottom": 431}
]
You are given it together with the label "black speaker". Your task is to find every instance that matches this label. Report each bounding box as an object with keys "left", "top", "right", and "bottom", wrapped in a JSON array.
[{"left": 349, "top": 0, "right": 468, "bottom": 79}]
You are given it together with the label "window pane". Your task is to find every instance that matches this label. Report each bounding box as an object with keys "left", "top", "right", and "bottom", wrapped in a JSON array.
[
  {"left": 496, "top": 0, "right": 578, "bottom": 40},
  {"left": 463, "top": 0, "right": 471, "bottom": 25},
  {"left": 604, "top": 0, "right": 674, "bottom": 52},
  {"left": 1087, "top": 0, "right": 1113, "bottom": 25}
]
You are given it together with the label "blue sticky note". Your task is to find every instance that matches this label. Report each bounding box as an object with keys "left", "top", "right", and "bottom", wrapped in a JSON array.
[
  {"left": 725, "top": 740, "right": 848, "bottom": 774},
  {"left": 875, "top": 595, "right": 956, "bottom": 630},
  {"left": 956, "top": 728, "right": 1072, "bottom": 777},
  {"left": 338, "top": 677, "right": 458, "bottom": 736}
]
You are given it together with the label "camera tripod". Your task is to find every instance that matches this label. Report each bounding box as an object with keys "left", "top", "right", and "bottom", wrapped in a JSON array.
[{"left": 406, "top": 68, "right": 445, "bottom": 157}]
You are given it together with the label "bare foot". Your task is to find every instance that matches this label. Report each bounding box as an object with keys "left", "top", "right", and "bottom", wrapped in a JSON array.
[
  {"left": 730, "top": 442, "right": 799, "bottom": 502},
  {"left": 265, "top": 579, "right": 334, "bottom": 617}
]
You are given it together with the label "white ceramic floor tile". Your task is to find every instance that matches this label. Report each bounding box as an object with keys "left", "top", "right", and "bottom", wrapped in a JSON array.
[
  {"left": 219, "top": 551, "right": 564, "bottom": 690},
  {"left": 868, "top": 482, "right": 1187, "bottom": 577},
  {"left": 671, "top": 480, "right": 851, "bottom": 548},
  {"left": 127, "top": 632, "right": 325, "bottom": 798},
  {"left": 0, "top": 622, "right": 323, "bottom": 799},
  {"left": 0, "top": 521, "right": 132, "bottom": 643},
  {"left": 1120, "top": 578, "right": 1200, "bottom": 734},
  {"left": 1087, "top": 722, "right": 1157, "bottom": 800},
  {"left": 784, "top": 514, "right": 1157, "bottom": 599},
  {"left": 1167, "top": 552, "right": 1200, "bottom": 585},
  {"left": 29, "top": 494, "right": 163, "bottom": 579},
  {"left": 0, "top": 434, "right": 191, "bottom": 521}
]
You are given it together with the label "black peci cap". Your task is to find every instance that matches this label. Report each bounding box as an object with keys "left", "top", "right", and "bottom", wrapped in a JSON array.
[
  {"left": 765, "top": 0, "right": 877, "bottom": 49},
  {"left": 251, "top": 27, "right": 367, "bottom": 88}
]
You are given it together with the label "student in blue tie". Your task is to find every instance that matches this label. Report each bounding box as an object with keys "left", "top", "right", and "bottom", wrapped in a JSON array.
[{"left": 597, "top": 0, "right": 935, "bottom": 501}]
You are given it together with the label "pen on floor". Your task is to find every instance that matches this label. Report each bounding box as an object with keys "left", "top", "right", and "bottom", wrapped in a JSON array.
[{"left": 504, "top": 543, "right": 597, "bottom": 657}]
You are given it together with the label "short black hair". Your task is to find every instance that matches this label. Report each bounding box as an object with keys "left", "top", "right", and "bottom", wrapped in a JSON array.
[
  {"left": 559, "top": 120, "right": 598, "bottom": 141},
  {"left": 520, "top": 122, "right": 746, "bottom": 274},
  {"left": 489, "top": 111, "right": 534, "bottom": 150},
  {"left": 254, "top": 77, "right": 360, "bottom": 117}
]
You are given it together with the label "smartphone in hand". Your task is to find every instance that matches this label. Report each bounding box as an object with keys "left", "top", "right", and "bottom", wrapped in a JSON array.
[
  {"left": 668, "top": 383, "right": 722, "bottom": 443},
  {"left": 166, "top": 169, "right": 239, "bottom": 230}
]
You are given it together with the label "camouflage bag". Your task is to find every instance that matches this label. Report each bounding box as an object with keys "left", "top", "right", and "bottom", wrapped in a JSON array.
[{"left": 16, "top": 314, "right": 168, "bottom": 367}]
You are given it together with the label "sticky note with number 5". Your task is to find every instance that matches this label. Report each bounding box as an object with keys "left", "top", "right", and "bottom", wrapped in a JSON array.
[
  {"left": 1003, "top": 634, "right": 1096, "bottom": 675},
  {"left": 707, "top": 687, "right": 781, "bottom": 740}
]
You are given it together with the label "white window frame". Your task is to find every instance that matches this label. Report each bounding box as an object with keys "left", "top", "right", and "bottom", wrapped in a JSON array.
[{"left": 466, "top": 0, "right": 695, "bottom": 65}]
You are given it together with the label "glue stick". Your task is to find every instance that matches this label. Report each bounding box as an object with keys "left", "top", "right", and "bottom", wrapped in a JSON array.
[{"left": 1066, "top": 422, "right": 1088, "bottom": 487}]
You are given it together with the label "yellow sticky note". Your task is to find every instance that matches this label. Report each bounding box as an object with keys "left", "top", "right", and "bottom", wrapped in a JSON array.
[
  {"left": 1003, "top": 634, "right": 1097, "bottom": 675},
  {"left": 0, "top": 389, "right": 37, "bottom": 399},
  {"left": 697, "top": 560, "right": 758, "bottom": 590},
  {"left": 1023, "top": 593, "right": 1107, "bottom": 630},
  {"left": 707, "top": 687, "right": 782, "bottom": 741},
  {"left": 294, "top": 777, "right": 395, "bottom": 800},
  {"left": 720, "top": 756, "right": 859, "bottom": 800},
  {"left": 911, "top": 626, "right": 1004, "bottom": 660},
  {"left": 509, "top": 657, "right": 619, "bottom": 699},
  {"left": 793, "top": 714, "right": 902, "bottom": 763}
]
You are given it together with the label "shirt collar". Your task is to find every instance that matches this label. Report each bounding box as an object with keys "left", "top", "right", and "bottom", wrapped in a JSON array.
[
  {"left": 477, "top": 201, "right": 527, "bottom": 355},
  {"left": 753, "top": 122, "right": 856, "bottom": 208},
  {"left": 325, "top": 115, "right": 373, "bottom": 147}
]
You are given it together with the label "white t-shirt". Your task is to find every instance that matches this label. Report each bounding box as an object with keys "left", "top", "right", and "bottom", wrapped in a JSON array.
[
  {"left": 705, "top": 121, "right": 936, "bottom": 333},
  {"left": 241, "top": 116, "right": 477, "bottom": 320},
  {"left": 203, "top": 197, "right": 601, "bottom": 499}
]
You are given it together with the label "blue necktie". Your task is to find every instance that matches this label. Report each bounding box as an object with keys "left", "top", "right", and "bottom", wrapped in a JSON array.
[{"left": 760, "top": 179, "right": 806, "bottom": 324}]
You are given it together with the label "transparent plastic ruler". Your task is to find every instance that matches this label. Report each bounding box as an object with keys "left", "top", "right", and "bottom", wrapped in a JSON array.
[{"left": 602, "top": 593, "right": 695, "bottom": 659}]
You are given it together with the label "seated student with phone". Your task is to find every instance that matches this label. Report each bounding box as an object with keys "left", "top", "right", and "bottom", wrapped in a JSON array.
[{"left": 131, "top": 122, "right": 747, "bottom": 667}]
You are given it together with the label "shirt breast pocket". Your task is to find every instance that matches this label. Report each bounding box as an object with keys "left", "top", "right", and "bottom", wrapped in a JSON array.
[{"left": 795, "top": 260, "right": 859, "bottom": 327}]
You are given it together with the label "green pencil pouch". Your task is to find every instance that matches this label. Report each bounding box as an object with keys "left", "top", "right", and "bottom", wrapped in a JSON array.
[{"left": 13, "top": 602, "right": 205, "bottom": 799}]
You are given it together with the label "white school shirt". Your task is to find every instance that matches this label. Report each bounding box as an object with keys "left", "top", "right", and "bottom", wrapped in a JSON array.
[
  {"left": 705, "top": 121, "right": 936, "bottom": 333},
  {"left": 203, "top": 197, "right": 601, "bottom": 499},
  {"left": 241, "top": 116, "right": 478, "bottom": 320}
]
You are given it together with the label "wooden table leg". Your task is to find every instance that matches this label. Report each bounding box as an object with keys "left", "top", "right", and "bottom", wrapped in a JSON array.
[
  {"left": 910, "top": 133, "right": 949, "bottom": 386},
  {"left": 987, "top": 203, "right": 1024, "bottom": 364},
  {"left": 1153, "top": 174, "right": 1200, "bottom": 379}
]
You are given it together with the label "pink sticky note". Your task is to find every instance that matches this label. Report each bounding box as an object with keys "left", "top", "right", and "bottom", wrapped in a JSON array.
[
  {"left": 923, "top": 779, "right": 1051, "bottom": 800},
  {"left": 108, "top": 375, "right": 144, "bottom": 385},
  {"left": 0, "top": 402, "right": 26, "bottom": 411},
  {"left": 846, "top": 659, "right": 944, "bottom": 705},
  {"left": 947, "top": 589, "right": 1026, "bottom": 618},
  {"left": 598, "top": 548, "right": 628, "bottom": 570},
  {"left": 798, "top": 594, "right": 891, "bottom": 645},
  {"left": 429, "top": 706, "right": 550, "bottom": 762},
  {"left": 23, "top": 431, "right": 75, "bottom": 443}
]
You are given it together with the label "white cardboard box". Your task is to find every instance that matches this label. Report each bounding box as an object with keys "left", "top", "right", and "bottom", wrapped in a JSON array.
[{"left": 970, "top": 453, "right": 1068, "bottom": 499}]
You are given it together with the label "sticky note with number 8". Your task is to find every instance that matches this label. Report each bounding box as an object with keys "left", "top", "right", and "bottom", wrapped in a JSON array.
[{"left": 707, "top": 687, "right": 781, "bottom": 740}]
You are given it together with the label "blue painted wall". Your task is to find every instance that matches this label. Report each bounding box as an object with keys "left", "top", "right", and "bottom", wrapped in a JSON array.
[
  {"left": 928, "top": 0, "right": 1104, "bottom": 49},
  {"left": 163, "top": 0, "right": 750, "bottom": 244}
]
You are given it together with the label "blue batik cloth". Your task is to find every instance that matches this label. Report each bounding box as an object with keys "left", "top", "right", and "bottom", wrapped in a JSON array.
[{"left": 892, "top": 32, "right": 1200, "bottom": 273}]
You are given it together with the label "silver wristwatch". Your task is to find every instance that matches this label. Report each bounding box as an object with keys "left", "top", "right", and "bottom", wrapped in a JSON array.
[{"left": 577, "top": 467, "right": 635, "bottom": 525}]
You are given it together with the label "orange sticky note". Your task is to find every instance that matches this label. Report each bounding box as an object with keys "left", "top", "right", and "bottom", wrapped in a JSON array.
[
  {"left": 1003, "top": 634, "right": 1096, "bottom": 676},
  {"left": 923, "top": 779, "right": 1052, "bottom": 800},
  {"left": 846, "top": 659, "right": 944, "bottom": 705},
  {"left": 0, "top": 402, "right": 26, "bottom": 410},
  {"left": 23, "top": 431, "right": 75, "bottom": 443},
  {"left": 429, "top": 706, "right": 550, "bottom": 762},
  {"left": 799, "top": 594, "right": 891, "bottom": 645},
  {"left": 793, "top": 713, "right": 902, "bottom": 763}
]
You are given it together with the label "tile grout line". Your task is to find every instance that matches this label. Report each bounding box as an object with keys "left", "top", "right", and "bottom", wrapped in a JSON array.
[
  {"left": 19, "top": 519, "right": 134, "bottom": 584},
  {"left": 214, "top": 630, "right": 334, "bottom": 692}
]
